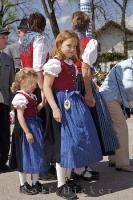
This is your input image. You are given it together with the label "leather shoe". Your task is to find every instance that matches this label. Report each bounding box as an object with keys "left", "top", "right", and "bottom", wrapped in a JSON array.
[
  {"left": 116, "top": 165, "right": 133, "bottom": 172},
  {"left": 108, "top": 161, "right": 116, "bottom": 167},
  {"left": 72, "top": 170, "right": 99, "bottom": 181}
]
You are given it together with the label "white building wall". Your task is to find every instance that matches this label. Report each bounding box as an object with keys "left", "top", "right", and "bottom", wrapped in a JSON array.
[{"left": 97, "top": 27, "right": 133, "bottom": 54}]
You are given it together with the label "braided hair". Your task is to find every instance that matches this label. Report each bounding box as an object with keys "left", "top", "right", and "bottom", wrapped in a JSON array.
[{"left": 72, "top": 11, "right": 90, "bottom": 32}]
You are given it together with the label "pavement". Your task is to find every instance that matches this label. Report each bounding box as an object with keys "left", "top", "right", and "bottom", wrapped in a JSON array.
[{"left": 1, "top": 117, "right": 133, "bottom": 200}]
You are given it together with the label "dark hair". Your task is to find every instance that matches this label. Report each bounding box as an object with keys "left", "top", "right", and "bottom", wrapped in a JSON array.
[
  {"left": 72, "top": 11, "right": 90, "bottom": 32},
  {"left": 28, "top": 12, "right": 46, "bottom": 33},
  {"left": 52, "top": 30, "right": 80, "bottom": 61},
  {"left": 17, "top": 18, "right": 28, "bottom": 32}
]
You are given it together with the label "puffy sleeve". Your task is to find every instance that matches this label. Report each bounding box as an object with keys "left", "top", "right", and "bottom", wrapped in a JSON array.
[
  {"left": 12, "top": 93, "right": 28, "bottom": 109},
  {"left": 33, "top": 35, "right": 49, "bottom": 72},
  {"left": 43, "top": 58, "right": 61, "bottom": 77},
  {"left": 82, "top": 39, "right": 98, "bottom": 65}
]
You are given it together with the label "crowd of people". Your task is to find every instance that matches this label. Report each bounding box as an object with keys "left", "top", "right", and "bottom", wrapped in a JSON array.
[{"left": 0, "top": 10, "right": 133, "bottom": 200}]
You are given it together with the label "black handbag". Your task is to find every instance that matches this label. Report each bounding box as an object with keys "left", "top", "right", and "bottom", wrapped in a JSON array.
[{"left": 114, "top": 67, "right": 131, "bottom": 118}]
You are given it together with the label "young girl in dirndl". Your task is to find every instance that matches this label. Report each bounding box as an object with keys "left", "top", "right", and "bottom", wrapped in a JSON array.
[
  {"left": 43, "top": 30, "right": 102, "bottom": 199},
  {"left": 9, "top": 69, "right": 49, "bottom": 195}
]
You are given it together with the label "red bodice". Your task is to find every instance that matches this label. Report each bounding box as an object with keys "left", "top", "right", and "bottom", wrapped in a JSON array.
[
  {"left": 20, "top": 43, "right": 33, "bottom": 68},
  {"left": 52, "top": 60, "right": 76, "bottom": 91},
  {"left": 75, "top": 37, "right": 91, "bottom": 71},
  {"left": 18, "top": 92, "right": 37, "bottom": 118}
]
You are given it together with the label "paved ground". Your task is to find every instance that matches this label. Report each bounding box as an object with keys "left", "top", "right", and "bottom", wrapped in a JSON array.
[{"left": 1, "top": 117, "right": 133, "bottom": 200}]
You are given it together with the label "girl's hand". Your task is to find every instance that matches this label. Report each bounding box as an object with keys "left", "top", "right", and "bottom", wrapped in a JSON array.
[
  {"left": 84, "top": 93, "right": 95, "bottom": 107},
  {"left": 25, "top": 132, "right": 34, "bottom": 144},
  {"left": 53, "top": 108, "right": 62, "bottom": 123},
  {"left": 10, "top": 110, "right": 15, "bottom": 124},
  {"left": 37, "top": 102, "right": 44, "bottom": 112}
]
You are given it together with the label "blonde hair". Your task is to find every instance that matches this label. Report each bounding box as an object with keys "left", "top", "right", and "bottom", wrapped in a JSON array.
[
  {"left": 52, "top": 30, "right": 80, "bottom": 60},
  {"left": 72, "top": 11, "right": 90, "bottom": 32},
  {"left": 11, "top": 68, "right": 37, "bottom": 93}
]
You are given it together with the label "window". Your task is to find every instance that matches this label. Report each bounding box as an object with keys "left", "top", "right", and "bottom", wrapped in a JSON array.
[{"left": 127, "top": 41, "right": 133, "bottom": 50}]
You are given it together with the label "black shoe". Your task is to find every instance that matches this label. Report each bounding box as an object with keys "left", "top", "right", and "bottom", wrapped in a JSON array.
[
  {"left": 108, "top": 161, "right": 116, "bottom": 167},
  {"left": 73, "top": 170, "right": 99, "bottom": 181},
  {"left": 66, "top": 179, "right": 82, "bottom": 193},
  {"left": 88, "top": 170, "right": 99, "bottom": 176},
  {"left": 56, "top": 184, "right": 77, "bottom": 199},
  {"left": 32, "top": 181, "right": 49, "bottom": 194},
  {"left": 19, "top": 182, "right": 38, "bottom": 195}
]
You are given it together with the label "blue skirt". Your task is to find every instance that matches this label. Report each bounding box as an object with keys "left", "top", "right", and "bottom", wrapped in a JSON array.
[
  {"left": 9, "top": 117, "right": 49, "bottom": 174},
  {"left": 92, "top": 83, "right": 119, "bottom": 155},
  {"left": 56, "top": 90, "right": 102, "bottom": 168},
  {"left": 76, "top": 72, "right": 119, "bottom": 155}
]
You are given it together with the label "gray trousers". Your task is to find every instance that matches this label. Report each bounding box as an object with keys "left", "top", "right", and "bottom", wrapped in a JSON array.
[{"left": 107, "top": 101, "right": 129, "bottom": 167}]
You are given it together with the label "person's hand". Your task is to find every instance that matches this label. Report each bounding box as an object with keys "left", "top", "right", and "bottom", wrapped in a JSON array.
[
  {"left": 37, "top": 102, "right": 44, "bottom": 112},
  {"left": 84, "top": 93, "right": 95, "bottom": 107},
  {"left": 10, "top": 110, "right": 15, "bottom": 124},
  {"left": 25, "top": 132, "right": 34, "bottom": 144},
  {"left": 53, "top": 108, "right": 62, "bottom": 123}
]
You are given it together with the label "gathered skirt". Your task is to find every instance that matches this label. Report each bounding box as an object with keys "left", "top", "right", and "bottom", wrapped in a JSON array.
[
  {"left": 77, "top": 73, "right": 119, "bottom": 155},
  {"left": 44, "top": 90, "right": 102, "bottom": 168},
  {"left": 9, "top": 117, "right": 49, "bottom": 173}
]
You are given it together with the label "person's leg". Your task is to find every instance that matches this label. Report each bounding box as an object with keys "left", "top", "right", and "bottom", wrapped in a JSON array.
[
  {"left": 73, "top": 167, "right": 99, "bottom": 181},
  {"left": 107, "top": 101, "right": 132, "bottom": 170},
  {"left": 0, "top": 104, "right": 10, "bottom": 169},
  {"left": 65, "top": 168, "right": 72, "bottom": 180},
  {"left": 66, "top": 168, "right": 82, "bottom": 193},
  {"left": 56, "top": 163, "right": 77, "bottom": 199},
  {"left": 32, "top": 173, "right": 49, "bottom": 194},
  {"left": 56, "top": 163, "right": 66, "bottom": 187},
  {"left": 19, "top": 172, "right": 36, "bottom": 195},
  {"left": 19, "top": 172, "right": 27, "bottom": 186}
]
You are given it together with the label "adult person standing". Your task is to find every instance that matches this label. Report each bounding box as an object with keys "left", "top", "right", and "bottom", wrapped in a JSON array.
[
  {"left": 20, "top": 12, "right": 49, "bottom": 103},
  {"left": 0, "top": 26, "right": 15, "bottom": 172},
  {"left": 71, "top": 11, "right": 118, "bottom": 180},
  {"left": 100, "top": 56, "right": 133, "bottom": 172},
  {"left": 4, "top": 18, "right": 28, "bottom": 73}
]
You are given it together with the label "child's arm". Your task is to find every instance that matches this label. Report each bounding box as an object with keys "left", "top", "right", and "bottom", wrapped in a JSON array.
[
  {"left": 82, "top": 62, "right": 95, "bottom": 107},
  {"left": 43, "top": 74, "right": 62, "bottom": 123},
  {"left": 17, "top": 108, "right": 34, "bottom": 144}
]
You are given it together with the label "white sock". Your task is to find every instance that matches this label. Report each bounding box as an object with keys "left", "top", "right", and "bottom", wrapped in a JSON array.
[
  {"left": 32, "top": 174, "right": 39, "bottom": 185},
  {"left": 65, "top": 169, "right": 72, "bottom": 179},
  {"left": 74, "top": 167, "right": 85, "bottom": 175},
  {"left": 19, "top": 172, "right": 27, "bottom": 186},
  {"left": 56, "top": 163, "right": 66, "bottom": 187},
  {"left": 83, "top": 170, "right": 92, "bottom": 178},
  {"left": 86, "top": 166, "right": 93, "bottom": 171}
]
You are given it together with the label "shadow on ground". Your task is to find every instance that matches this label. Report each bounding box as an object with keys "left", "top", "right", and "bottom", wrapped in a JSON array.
[{"left": 74, "top": 160, "right": 133, "bottom": 197}]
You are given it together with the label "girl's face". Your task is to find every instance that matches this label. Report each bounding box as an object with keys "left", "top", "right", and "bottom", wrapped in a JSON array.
[
  {"left": 21, "top": 77, "right": 37, "bottom": 94},
  {"left": 60, "top": 37, "right": 77, "bottom": 59}
]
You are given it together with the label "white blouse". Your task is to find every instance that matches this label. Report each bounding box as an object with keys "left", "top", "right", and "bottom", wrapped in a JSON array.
[
  {"left": 43, "top": 58, "right": 61, "bottom": 77},
  {"left": 43, "top": 58, "right": 76, "bottom": 77},
  {"left": 12, "top": 91, "right": 36, "bottom": 109},
  {"left": 33, "top": 35, "right": 48, "bottom": 72},
  {"left": 82, "top": 39, "right": 98, "bottom": 66}
]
